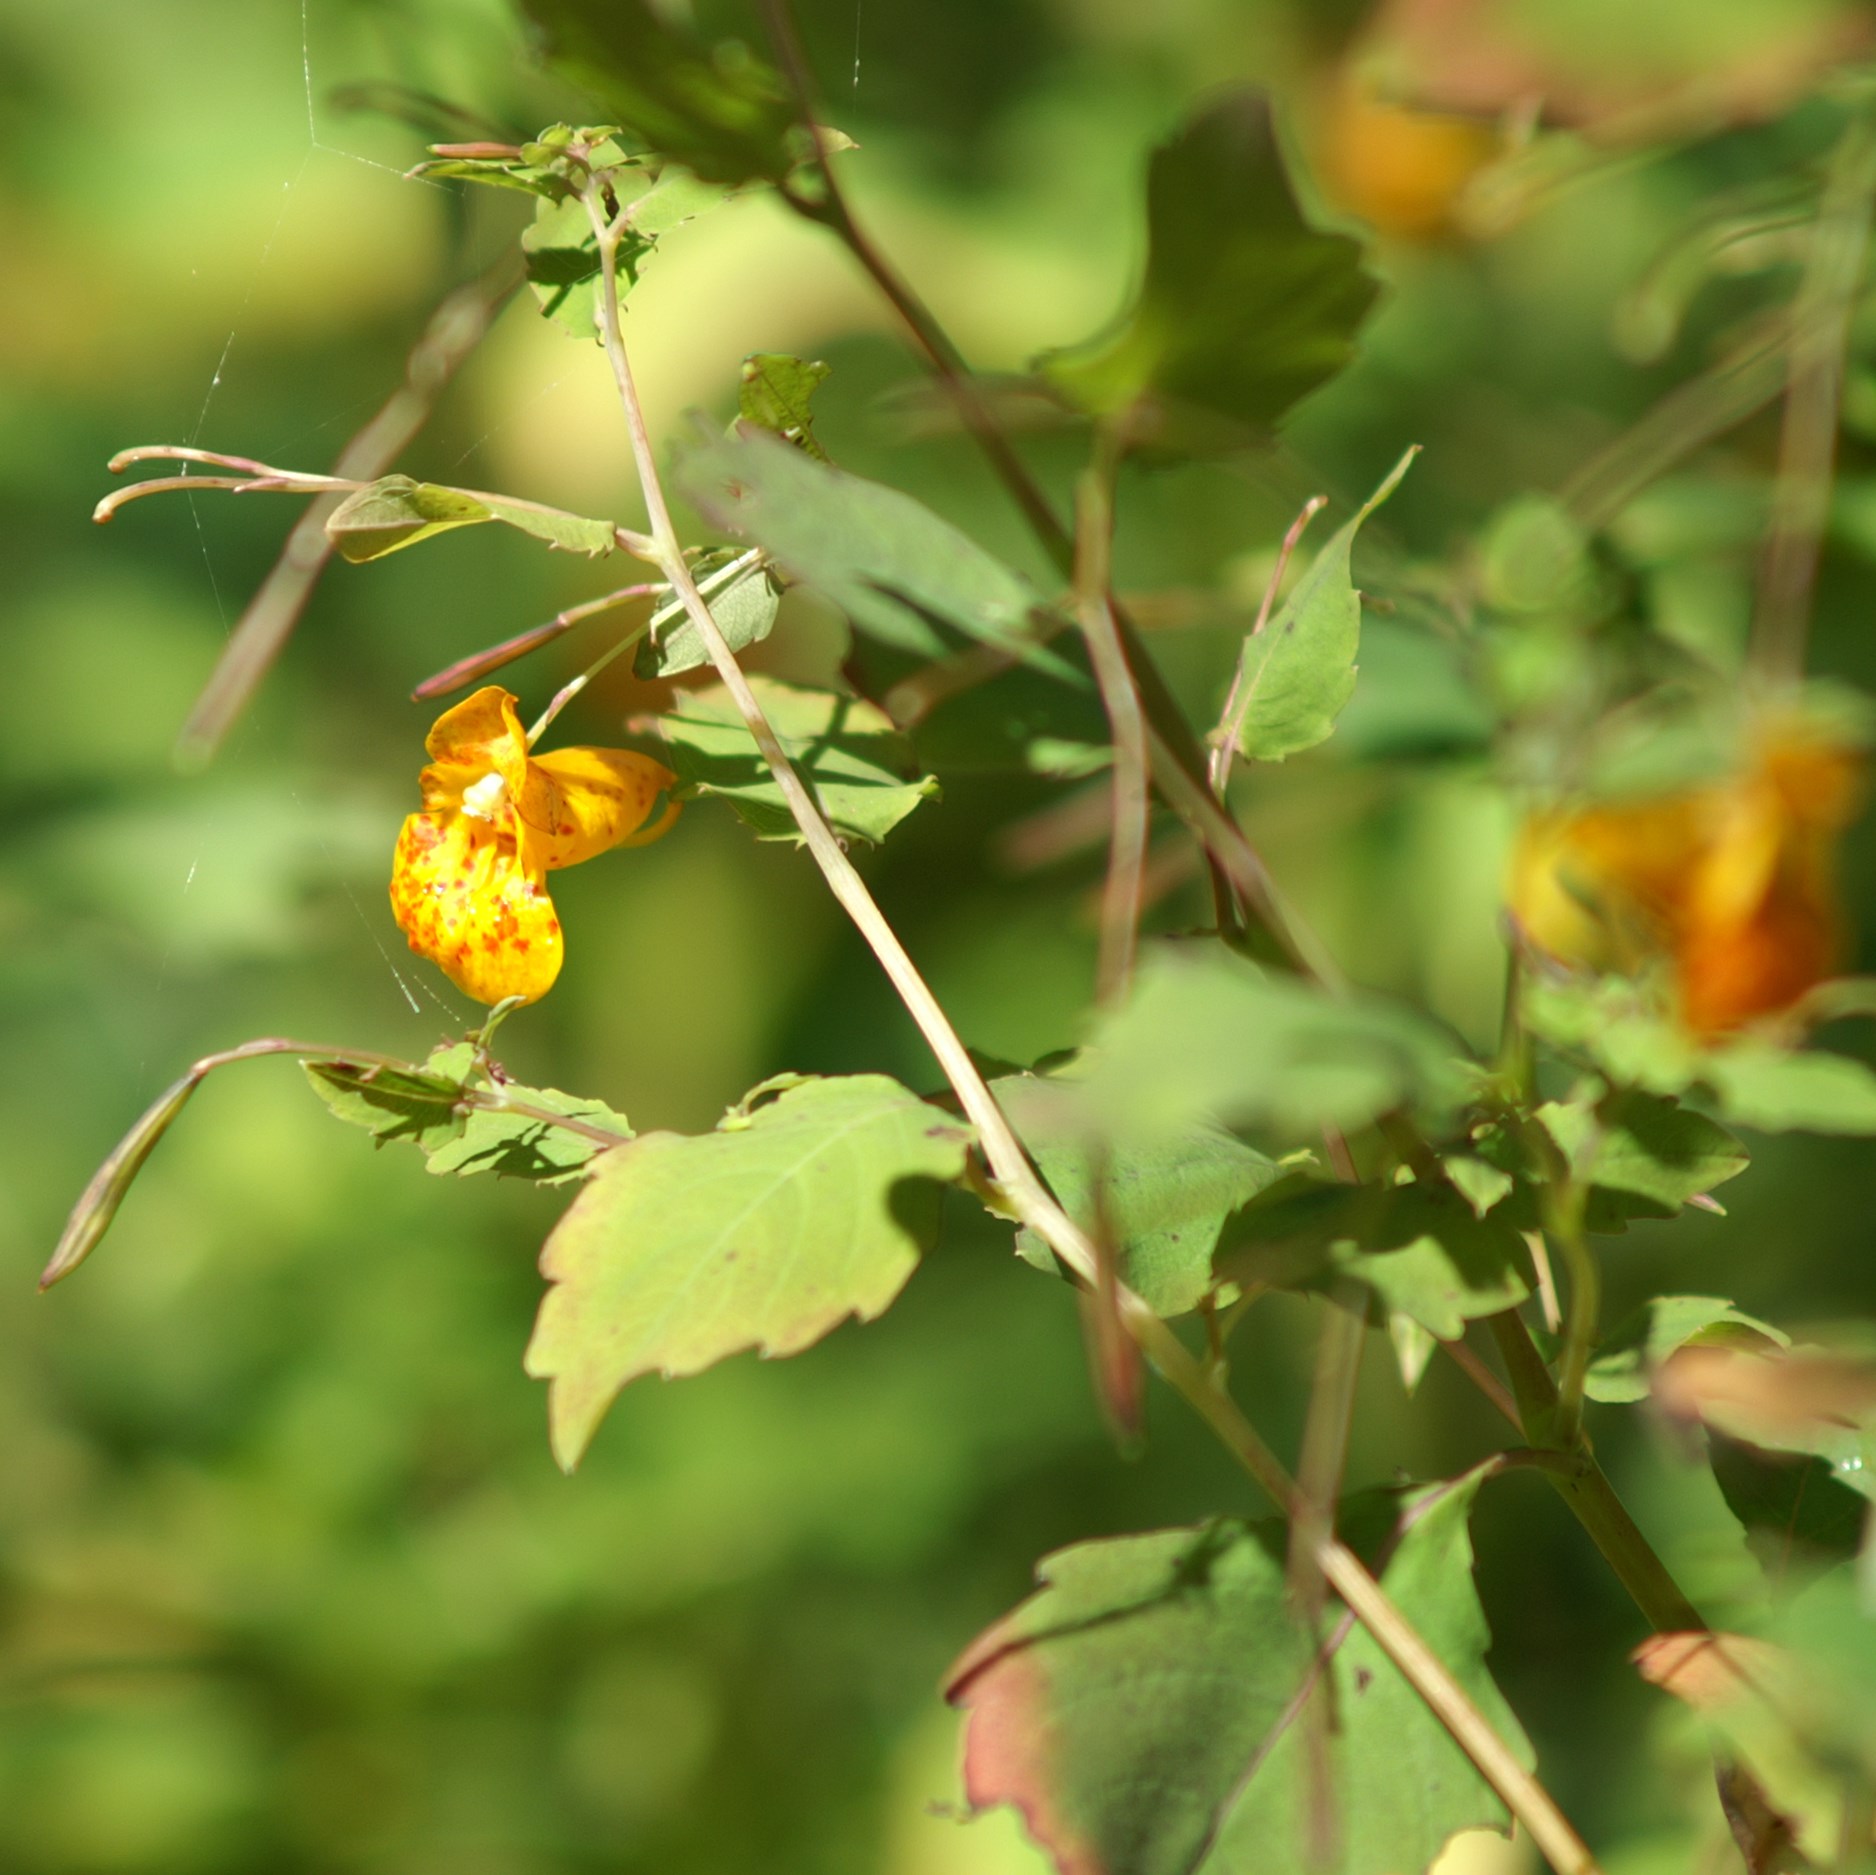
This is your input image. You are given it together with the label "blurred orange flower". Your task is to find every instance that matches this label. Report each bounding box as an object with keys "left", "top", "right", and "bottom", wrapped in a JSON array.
[
  {"left": 1510, "top": 716, "right": 1866, "bottom": 1033},
  {"left": 390, "top": 686, "right": 678, "bottom": 1006},
  {"left": 1315, "top": 78, "right": 1502, "bottom": 241}
]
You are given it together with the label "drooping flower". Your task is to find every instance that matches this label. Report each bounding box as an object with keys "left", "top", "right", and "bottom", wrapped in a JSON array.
[
  {"left": 1510, "top": 713, "right": 1866, "bottom": 1034},
  {"left": 390, "top": 686, "right": 678, "bottom": 1006}
]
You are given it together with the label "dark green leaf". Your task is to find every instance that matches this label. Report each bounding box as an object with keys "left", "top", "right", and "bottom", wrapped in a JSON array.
[
  {"left": 993, "top": 1071, "right": 1284, "bottom": 1316},
  {"left": 1079, "top": 945, "right": 1472, "bottom": 1144},
  {"left": 676, "top": 425, "right": 1075, "bottom": 673},
  {"left": 1040, "top": 88, "right": 1380, "bottom": 449},
  {"left": 1541, "top": 1090, "right": 1748, "bottom": 1210},
  {"left": 1708, "top": 1430, "right": 1869, "bottom": 1572},
  {"left": 1584, "top": 1294, "right": 1787, "bottom": 1405},
  {"left": 1226, "top": 448, "right": 1415, "bottom": 763},
  {"left": 900, "top": 654, "right": 1111, "bottom": 777},
  {"left": 634, "top": 553, "right": 781, "bottom": 678},
  {"left": 518, "top": 0, "right": 797, "bottom": 185},
  {"left": 655, "top": 675, "right": 939, "bottom": 845},
  {"left": 325, "top": 474, "right": 617, "bottom": 562},
  {"left": 738, "top": 353, "right": 833, "bottom": 460},
  {"left": 946, "top": 1467, "right": 1526, "bottom": 1875},
  {"left": 524, "top": 1075, "right": 973, "bottom": 1468},
  {"left": 1215, "top": 1175, "right": 1529, "bottom": 1340}
]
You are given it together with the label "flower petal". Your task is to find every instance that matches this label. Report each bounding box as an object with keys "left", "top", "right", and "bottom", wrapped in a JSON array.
[
  {"left": 389, "top": 810, "right": 563, "bottom": 1006},
  {"left": 526, "top": 746, "right": 680, "bottom": 869},
  {"left": 418, "top": 686, "right": 557, "bottom": 829}
]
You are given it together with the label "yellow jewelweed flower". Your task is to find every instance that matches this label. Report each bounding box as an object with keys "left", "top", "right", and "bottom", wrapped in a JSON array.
[
  {"left": 1510, "top": 715, "right": 1865, "bottom": 1035},
  {"left": 389, "top": 686, "right": 678, "bottom": 1006}
]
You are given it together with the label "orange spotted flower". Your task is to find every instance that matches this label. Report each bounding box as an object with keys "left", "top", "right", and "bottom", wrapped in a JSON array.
[
  {"left": 390, "top": 686, "right": 678, "bottom": 1006},
  {"left": 1510, "top": 713, "right": 1866, "bottom": 1035}
]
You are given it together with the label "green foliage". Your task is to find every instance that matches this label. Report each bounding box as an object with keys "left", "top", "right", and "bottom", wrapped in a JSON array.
[
  {"left": 1583, "top": 1294, "right": 1785, "bottom": 1404},
  {"left": 1216, "top": 1175, "right": 1530, "bottom": 1339},
  {"left": 525, "top": 1075, "right": 973, "bottom": 1468},
  {"left": 947, "top": 1467, "right": 1525, "bottom": 1874},
  {"left": 677, "top": 425, "right": 1075, "bottom": 670},
  {"left": 1540, "top": 1090, "right": 1748, "bottom": 1209},
  {"left": 306, "top": 1044, "right": 633, "bottom": 1183},
  {"left": 1040, "top": 89, "right": 1380, "bottom": 449},
  {"left": 1079, "top": 946, "right": 1471, "bottom": 1143},
  {"left": 656, "top": 675, "right": 939, "bottom": 844},
  {"left": 1699, "top": 1041, "right": 1876, "bottom": 1134},
  {"left": 324, "top": 474, "right": 618, "bottom": 560},
  {"left": 634, "top": 552, "right": 781, "bottom": 678},
  {"left": 517, "top": 0, "right": 798, "bottom": 184},
  {"left": 1225, "top": 448, "right": 1415, "bottom": 764},
  {"left": 993, "top": 1071, "right": 1285, "bottom": 1315},
  {"left": 1478, "top": 495, "right": 1599, "bottom": 618},
  {"left": 738, "top": 353, "right": 833, "bottom": 460}
]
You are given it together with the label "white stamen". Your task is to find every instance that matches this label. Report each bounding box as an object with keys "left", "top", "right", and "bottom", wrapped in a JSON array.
[{"left": 461, "top": 771, "right": 508, "bottom": 821}]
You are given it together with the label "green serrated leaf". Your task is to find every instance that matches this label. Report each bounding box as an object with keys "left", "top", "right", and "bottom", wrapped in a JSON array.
[
  {"left": 946, "top": 1466, "right": 1527, "bottom": 1875},
  {"left": 324, "top": 474, "right": 616, "bottom": 562},
  {"left": 1039, "top": 88, "right": 1381, "bottom": 450},
  {"left": 1079, "top": 945, "right": 1473, "bottom": 1144},
  {"left": 1541, "top": 1089, "right": 1748, "bottom": 1210},
  {"left": 656, "top": 675, "right": 939, "bottom": 845},
  {"left": 675, "top": 425, "right": 1076, "bottom": 674},
  {"left": 738, "top": 353, "right": 832, "bottom": 460},
  {"left": 521, "top": 195, "right": 657, "bottom": 338},
  {"left": 517, "top": 0, "right": 797, "bottom": 186},
  {"left": 303, "top": 1052, "right": 472, "bottom": 1151},
  {"left": 993, "top": 1071, "right": 1284, "bottom": 1316},
  {"left": 1215, "top": 1175, "right": 1529, "bottom": 1340},
  {"left": 1585, "top": 1294, "right": 1788, "bottom": 1404},
  {"left": 634, "top": 554, "right": 781, "bottom": 679},
  {"left": 1227, "top": 448, "right": 1415, "bottom": 763},
  {"left": 524, "top": 1074, "right": 973, "bottom": 1468},
  {"left": 307, "top": 1046, "right": 632, "bottom": 1184},
  {"left": 424, "top": 1084, "right": 632, "bottom": 1184}
]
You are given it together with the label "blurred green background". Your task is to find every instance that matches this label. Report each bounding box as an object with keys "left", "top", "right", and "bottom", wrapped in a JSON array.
[{"left": 7, "top": 0, "right": 1876, "bottom": 1870}]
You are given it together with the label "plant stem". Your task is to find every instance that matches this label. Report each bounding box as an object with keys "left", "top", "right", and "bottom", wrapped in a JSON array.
[
  {"left": 580, "top": 174, "right": 1597, "bottom": 1875},
  {"left": 1072, "top": 440, "right": 1151, "bottom": 1003},
  {"left": 1751, "top": 100, "right": 1876, "bottom": 686},
  {"left": 1487, "top": 1313, "right": 1705, "bottom": 1634},
  {"left": 173, "top": 255, "right": 523, "bottom": 765}
]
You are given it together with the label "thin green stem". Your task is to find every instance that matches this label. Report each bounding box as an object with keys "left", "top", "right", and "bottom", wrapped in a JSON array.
[{"left": 1486, "top": 1313, "right": 1706, "bottom": 1634}]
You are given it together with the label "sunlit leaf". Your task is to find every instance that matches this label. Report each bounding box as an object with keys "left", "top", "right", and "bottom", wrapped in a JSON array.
[
  {"left": 634, "top": 553, "right": 781, "bottom": 679},
  {"left": 1225, "top": 448, "right": 1415, "bottom": 763},
  {"left": 325, "top": 474, "right": 617, "bottom": 561},
  {"left": 1040, "top": 88, "right": 1380, "bottom": 450},
  {"left": 947, "top": 1466, "right": 1526, "bottom": 1875},
  {"left": 738, "top": 353, "right": 833, "bottom": 460},
  {"left": 1700, "top": 1041, "right": 1876, "bottom": 1135},
  {"left": 306, "top": 1044, "right": 632, "bottom": 1184},
  {"left": 1541, "top": 1090, "right": 1748, "bottom": 1210},
  {"left": 525, "top": 1075, "right": 973, "bottom": 1469},
  {"left": 676, "top": 424, "right": 1075, "bottom": 672},
  {"left": 655, "top": 675, "right": 939, "bottom": 845},
  {"left": 1584, "top": 1294, "right": 1786, "bottom": 1405},
  {"left": 993, "top": 1071, "right": 1284, "bottom": 1316}
]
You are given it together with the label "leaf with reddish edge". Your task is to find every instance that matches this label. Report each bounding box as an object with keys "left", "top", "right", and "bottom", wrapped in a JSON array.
[{"left": 945, "top": 1466, "right": 1526, "bottom": 1875}]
